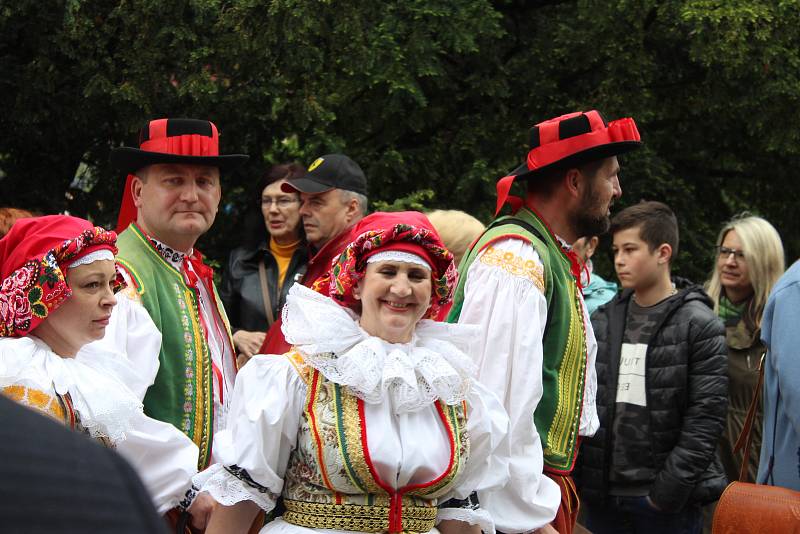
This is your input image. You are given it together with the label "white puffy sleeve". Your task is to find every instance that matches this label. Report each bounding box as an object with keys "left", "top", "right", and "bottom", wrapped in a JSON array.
[
  {"left": 456, "top": 237, "right": 561, "bottom": 533},
  {"left": 193, "top": 353, "right": 306, "bottom": 511},
  {"left": 115, "top": 410, "right": 200, "bottom": 514},
  {"left": 436, "top": 381, "right": 510, "bottom": 534},
  {"left": 78, "top": 278, "right": 162, "bottom": 401}
]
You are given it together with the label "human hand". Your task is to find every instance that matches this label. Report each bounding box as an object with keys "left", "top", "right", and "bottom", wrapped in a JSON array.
[
  {"left": 232, "top": 330, "right": 266, "bottom": 357},
  {"left": 188, "top": 491, "right": 218, "bottom": 530},
  {"left": 535, "top": 523, "right": 559, "bottom": 534}
]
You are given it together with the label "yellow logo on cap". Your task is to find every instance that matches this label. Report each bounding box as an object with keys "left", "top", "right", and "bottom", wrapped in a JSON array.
[{"left": 308, "top": 157, "right": 324, "bottom": 171}]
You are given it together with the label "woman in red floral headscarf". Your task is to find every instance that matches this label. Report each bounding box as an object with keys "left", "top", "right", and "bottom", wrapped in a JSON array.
[
  {"left": 0, "top": 215, "right": 205, "bottom": 523},
  {"left": 196, "top": 211, "right": 511, "bottom": 534}
]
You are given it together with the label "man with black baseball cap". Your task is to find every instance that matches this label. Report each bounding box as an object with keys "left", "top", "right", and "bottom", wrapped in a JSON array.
[
  {"left": 281, "top": 153, "right": 367, "bottom": 250},
  {"left": 258, "top": 153, "right": 368, "bottom": 355}
]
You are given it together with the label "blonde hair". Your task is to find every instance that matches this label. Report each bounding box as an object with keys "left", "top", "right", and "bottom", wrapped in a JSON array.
[
  {"left": 705, "top": 215, "right": 784, "bottom": 328},
  {"left": 426, "top": 209, "right": 485, "bottom": 266}
]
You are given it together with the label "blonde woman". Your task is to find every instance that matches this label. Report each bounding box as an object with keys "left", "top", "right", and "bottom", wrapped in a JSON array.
[{"left": 705, "top": 215, "right": 784, "bottom": 482}]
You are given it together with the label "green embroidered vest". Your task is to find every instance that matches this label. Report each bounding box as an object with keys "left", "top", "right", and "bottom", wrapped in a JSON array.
[
  {"left": 116, "top": 223, "right": 231, "bottom": 469},
  {"left": 448, "top": 207, "right": 587, "bottom": 473}
]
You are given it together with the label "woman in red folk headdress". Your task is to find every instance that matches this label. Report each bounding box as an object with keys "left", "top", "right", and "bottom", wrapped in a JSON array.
[
  {"left": 196, "top": 211, "right": 510, "bottom": 534},
  {"left": 0, "top": 215, "right": 206, "bottom": 524}
]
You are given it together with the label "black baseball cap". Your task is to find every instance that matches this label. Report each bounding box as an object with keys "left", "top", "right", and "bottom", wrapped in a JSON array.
[{"left": 281, "top": 154, "right": 367, "bottom": 196}]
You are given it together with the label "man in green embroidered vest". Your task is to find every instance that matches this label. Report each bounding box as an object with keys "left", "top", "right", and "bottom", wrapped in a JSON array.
[
  {"left": 448, "top": 110, "right": 641, "bottom": 534},
  {"left": 107, "top": 118, "right": 248, "bottom": 480}
]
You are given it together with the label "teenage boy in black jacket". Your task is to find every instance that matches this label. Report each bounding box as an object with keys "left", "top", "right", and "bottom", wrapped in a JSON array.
[{"left": 576, "top": 201, "right": 728, "bottom": 534}]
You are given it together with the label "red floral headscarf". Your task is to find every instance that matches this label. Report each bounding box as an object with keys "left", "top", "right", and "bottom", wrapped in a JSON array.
[
  {"left": 312, "top": 211, "right": 457, "bottom": 319},
  {"left": 0, "top": 215, "right": 123, "bottom": 338}
]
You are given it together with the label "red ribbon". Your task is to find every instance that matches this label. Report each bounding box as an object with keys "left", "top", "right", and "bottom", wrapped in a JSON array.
[
  {"left": 116, "top": 174, "right": 138, "bottom": 233},
  {"left": 495, "top": 175, "right": 523, "bottom": 216},
  {"left": 140, "top": 134, "right": 217, "bottom": 157}
]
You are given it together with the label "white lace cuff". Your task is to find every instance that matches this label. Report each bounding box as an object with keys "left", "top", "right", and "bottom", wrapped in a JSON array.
[
  {"left": 193, "top": 464, "right": 280, "bottom": 512},
  {"left": 437, "top": 506, "right": 495, "bottom": 534}
]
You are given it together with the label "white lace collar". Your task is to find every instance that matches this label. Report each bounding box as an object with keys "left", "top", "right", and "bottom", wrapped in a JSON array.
[
  {"left": 0, "top": 336, "right": 142, "bottom": 442},
  {"left": 281, "top": 284, "right": 479, "bottom": 414}
]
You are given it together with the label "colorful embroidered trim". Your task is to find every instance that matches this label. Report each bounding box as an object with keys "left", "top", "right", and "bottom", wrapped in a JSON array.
[
  {"left": 543, "top": 282, "right": 587, "bottom": 471},
  {"left": 478, "top": 245, "right": 546, "bottom": 291},
  {"left": 283, "top": 498, "right": 437, "bottom": 533}
]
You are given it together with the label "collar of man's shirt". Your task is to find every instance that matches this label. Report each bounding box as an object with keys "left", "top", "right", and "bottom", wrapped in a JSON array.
[{"left": 147, "top": 236, "right": 190, "bottom": 269}]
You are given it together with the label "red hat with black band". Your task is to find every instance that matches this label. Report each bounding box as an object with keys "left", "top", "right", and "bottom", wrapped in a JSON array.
[
  {"left": 110, "top": 118, "right": 249, "bottom": 233},
  {"left": 496, "top": 110, "right": 641, "bottom": 214}
]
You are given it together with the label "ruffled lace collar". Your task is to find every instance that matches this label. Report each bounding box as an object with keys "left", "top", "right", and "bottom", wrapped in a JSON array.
[
  {"left": 0, "top": 336, "right": 142, "bottom": 442},
  {"left": 281, "top": 284, "right": 479, "bottom": 414}
]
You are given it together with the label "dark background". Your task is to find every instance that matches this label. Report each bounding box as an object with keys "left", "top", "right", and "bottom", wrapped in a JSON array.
[{"left": 2, "top": 0, "right": 798, "bottom": 281}]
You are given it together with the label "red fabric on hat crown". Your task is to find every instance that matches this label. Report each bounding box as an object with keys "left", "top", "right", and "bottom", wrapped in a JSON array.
[
  {"left": 495, "top": 110, "right": 641, "bottom": 215},
  {"left": 139, "top": 118, "right": 220, "bottom": 157},
  {"left": 526, "top": 112, "right": 640, "bottom": 171}
]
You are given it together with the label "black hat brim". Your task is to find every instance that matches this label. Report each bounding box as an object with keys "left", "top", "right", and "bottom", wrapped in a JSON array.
[
  {"left": 512, "top": 141, "right": 641, "bottom": 180},
  {"left": 110, "top": 147, "right": 249, "bottom": 176},
  {"left": 281, "top": 176, "right": 335, "bottom": 194}
]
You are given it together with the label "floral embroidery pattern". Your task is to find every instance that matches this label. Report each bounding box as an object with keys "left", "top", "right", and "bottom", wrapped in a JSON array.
[
  {"left": 0, "top": 226, "right": 123, "bottom": 338},
  {"left": 312, "top": 223, "right": 457, "bottom": 320},
  {"left": 479, "top": 245, "right": 545, "bottom": 292}
]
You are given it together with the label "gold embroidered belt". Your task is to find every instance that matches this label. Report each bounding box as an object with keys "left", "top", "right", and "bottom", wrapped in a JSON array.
[{"left": 283, "top": 498, "right": 437, "bottom": 533}]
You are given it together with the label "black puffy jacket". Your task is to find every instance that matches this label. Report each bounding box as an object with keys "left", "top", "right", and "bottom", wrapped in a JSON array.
[{"left": 576, "top": 280, "right": 728, "bottom": 512}]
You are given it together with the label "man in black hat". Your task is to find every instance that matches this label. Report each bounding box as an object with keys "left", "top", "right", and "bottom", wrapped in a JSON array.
[
  {"left": 86, "top": 118, "right": 248, "bottom": 486},
  {"left": 448, "top": 110, "right": 642, "bottom": 534},
  {"left": 258, "top": 153, "right": 368, "bottom": 356}
]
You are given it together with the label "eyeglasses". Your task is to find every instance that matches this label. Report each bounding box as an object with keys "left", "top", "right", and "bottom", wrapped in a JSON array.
[
  {"left": 261, "top": 197, "right": 299, "bottom": 208},
  {"left": 717, "top": 246, "right": 746, "bottom": 262}
]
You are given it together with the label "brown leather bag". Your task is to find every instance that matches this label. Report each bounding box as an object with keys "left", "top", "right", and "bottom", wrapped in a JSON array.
[{"left": 711, "top": 355, "right": 800, "bottom": 533}]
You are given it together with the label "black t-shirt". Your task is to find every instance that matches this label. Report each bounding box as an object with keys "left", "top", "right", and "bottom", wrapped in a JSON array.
[{"left": 609, "top": 295, "right": 675, "bottom": 495}]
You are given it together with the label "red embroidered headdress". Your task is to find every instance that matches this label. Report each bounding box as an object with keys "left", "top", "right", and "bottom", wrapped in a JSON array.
[
  {"left": 312, "top": 211, "right": 457, "bottom": 320},
  {"left": 496, "top": 110, "right": 642, "bottom": 214},
  {"left": 110, "top": 118, "right": 249, "bottom": 233},
  {"left": 0, "top": 215, "right": 123, "bottom": 337}
]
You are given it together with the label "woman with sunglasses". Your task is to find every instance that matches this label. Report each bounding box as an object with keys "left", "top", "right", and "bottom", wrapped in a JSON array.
[{"left": 705, "top": 215, "right": 784, "bottom": 483}]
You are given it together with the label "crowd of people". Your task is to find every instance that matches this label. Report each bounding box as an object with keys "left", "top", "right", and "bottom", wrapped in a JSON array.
[{"left": 0, "top": 111, "right": 797, "bottom": 534}]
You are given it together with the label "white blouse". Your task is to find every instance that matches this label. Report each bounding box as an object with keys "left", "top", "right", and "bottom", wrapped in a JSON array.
[
  {"left": 195, "top": 284, "right": 510, "bottom": 534},
  {"left": 0, "top": 336, "right": 199, "bottom": 513},
  {"left": 457, "top": 237, "right": 599, "bottom": 533}
]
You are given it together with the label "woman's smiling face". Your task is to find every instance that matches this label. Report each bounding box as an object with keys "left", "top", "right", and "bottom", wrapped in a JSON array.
[{"left": 354, "top": 260, "right": 432, "bottom": 344}]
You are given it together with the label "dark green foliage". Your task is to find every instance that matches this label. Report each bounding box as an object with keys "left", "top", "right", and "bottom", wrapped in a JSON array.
[{"left": 1, "top": 0, "right": 798, "bottom": 283}]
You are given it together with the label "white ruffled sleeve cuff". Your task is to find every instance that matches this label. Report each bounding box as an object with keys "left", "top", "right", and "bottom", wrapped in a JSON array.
[
  {"left": 193, "top": 464, "right": 279, "bottom": 511},
  {"left": 437, "top": 506, "right": 495, "bottom": 534}
]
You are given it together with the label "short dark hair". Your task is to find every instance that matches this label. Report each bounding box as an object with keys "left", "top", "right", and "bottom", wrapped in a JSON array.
[
  {"left": 525, "top": 158, "right": 608, "bottom": 198},
  {"left": 253, "top": 162, "right": 306, "bottom": 206},
  {"left": 610, "top": 201, "right": 679, "bottom": 260},
  {"left": 241, "top": 162, "right": 307, "bottom": 248}
]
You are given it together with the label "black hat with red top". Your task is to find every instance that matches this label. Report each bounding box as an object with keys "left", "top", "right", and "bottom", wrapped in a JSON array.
[
  {"left": 496, "top": 110, "right": 641, "bottom": 213},
  {"left": 110, "top": 118, "right": 249, "bottom": 232}
]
